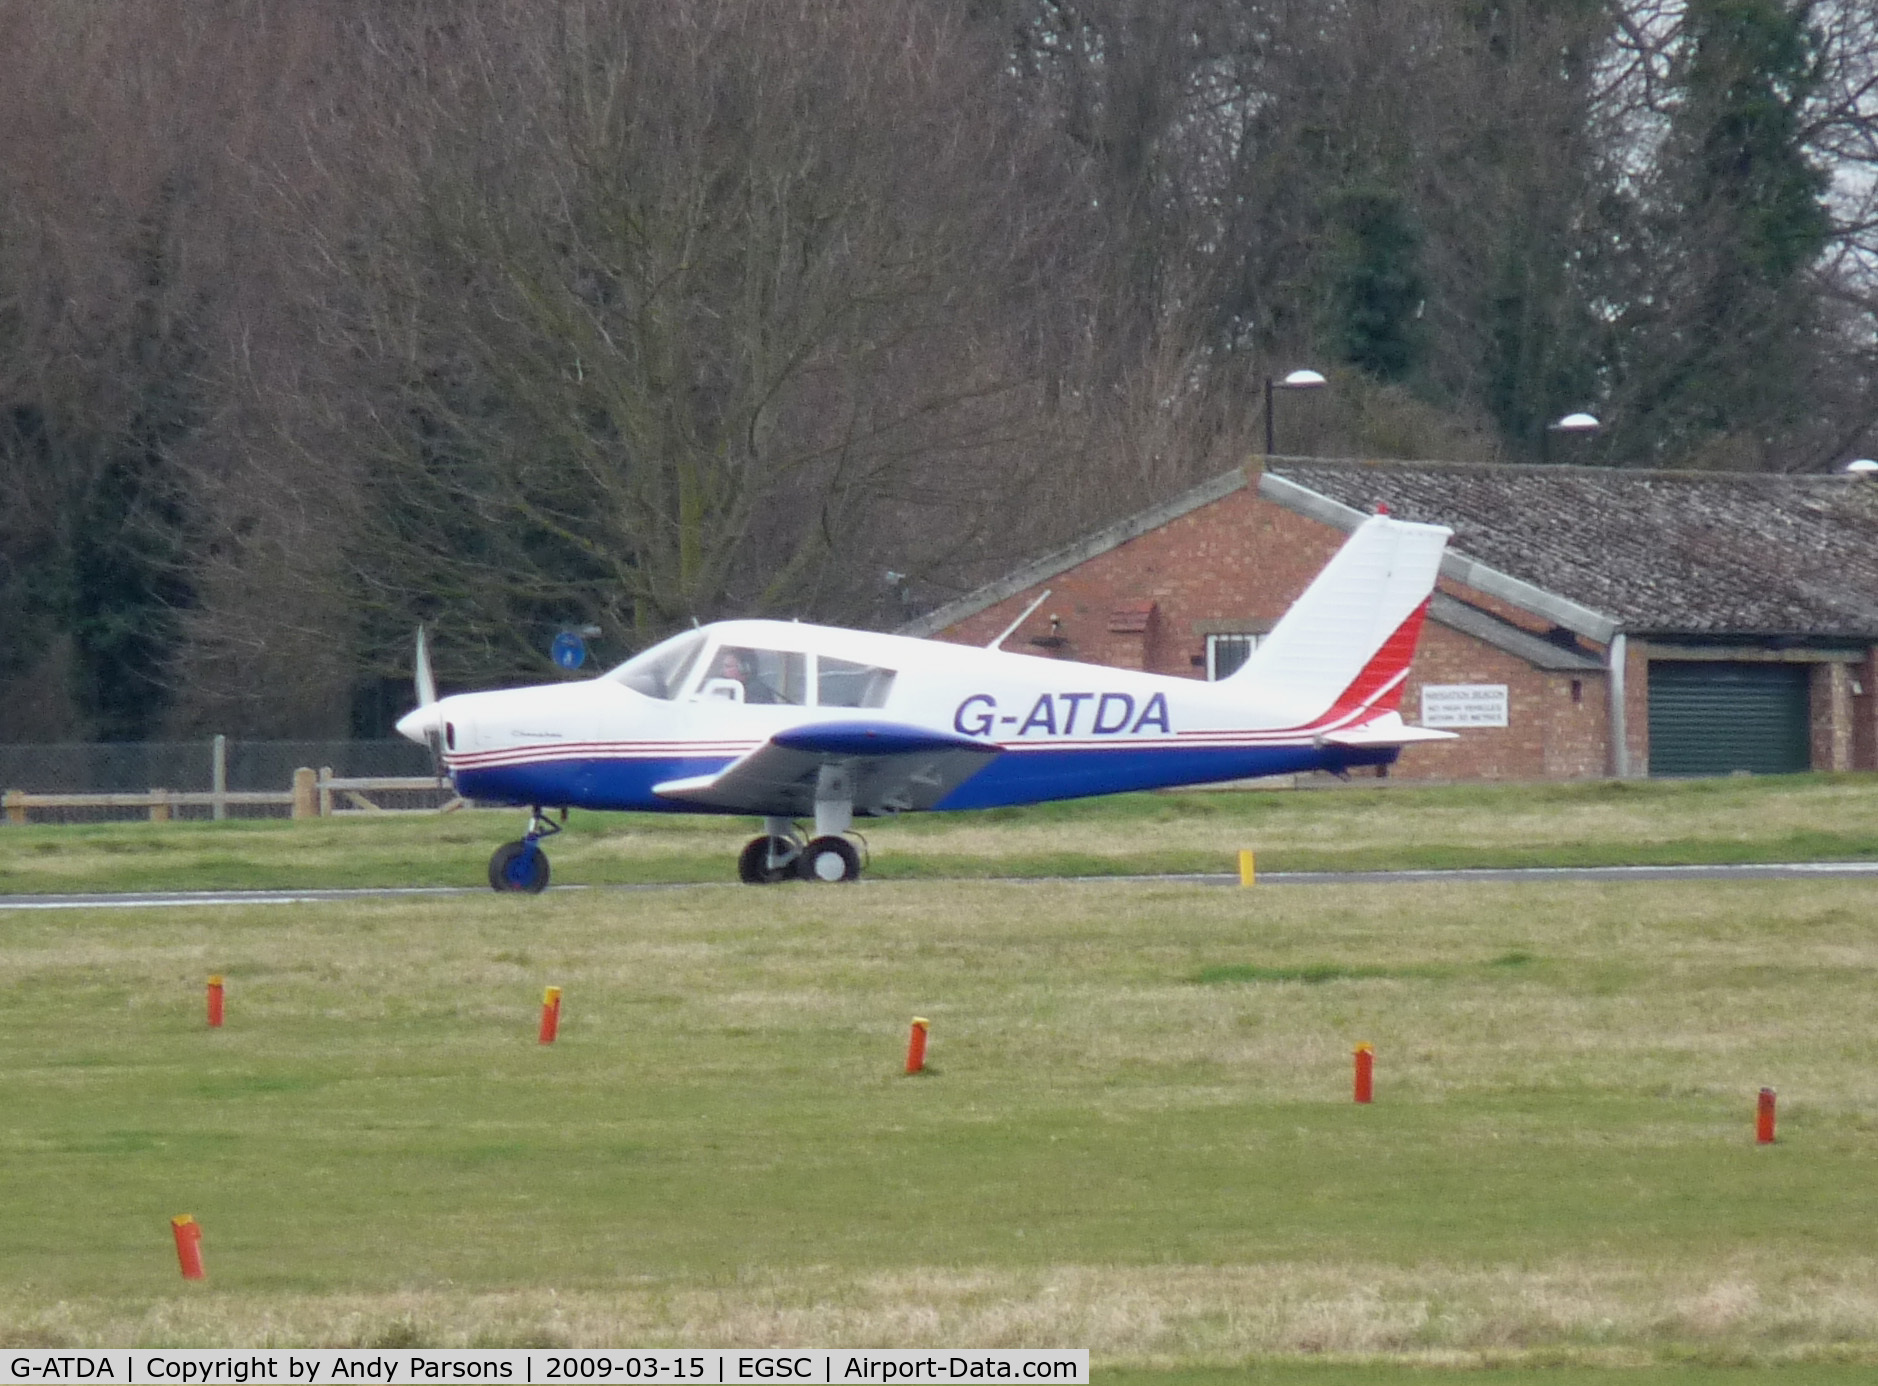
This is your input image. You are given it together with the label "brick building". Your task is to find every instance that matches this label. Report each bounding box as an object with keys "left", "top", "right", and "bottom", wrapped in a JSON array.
[{"left": 903, "top": 460, "right": 1878, "bottom": 780}]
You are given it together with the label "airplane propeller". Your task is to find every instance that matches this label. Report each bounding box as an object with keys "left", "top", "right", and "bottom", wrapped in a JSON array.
[{"left": 414, "top": 626, "right": 445, "bottom": 783}]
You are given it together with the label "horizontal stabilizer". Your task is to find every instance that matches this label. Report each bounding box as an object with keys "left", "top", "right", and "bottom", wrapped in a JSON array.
[{"left": 1316, "top": 714, "right": 1456, "bottom": 748}]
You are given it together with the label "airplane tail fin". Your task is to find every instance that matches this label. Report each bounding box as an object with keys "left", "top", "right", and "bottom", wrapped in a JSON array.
[{"left": 1226, "top": 514, "right": 1451, "bottom": 727}]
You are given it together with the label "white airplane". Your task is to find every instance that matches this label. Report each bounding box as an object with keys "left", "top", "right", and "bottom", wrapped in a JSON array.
[{"left": 396, "top": 513, "right": 1455, "bottom": 890}]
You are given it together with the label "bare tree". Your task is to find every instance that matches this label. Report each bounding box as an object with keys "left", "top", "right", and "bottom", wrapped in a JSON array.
[{"left": 266, "top": 0, "right": 1091, "bottom": 687}]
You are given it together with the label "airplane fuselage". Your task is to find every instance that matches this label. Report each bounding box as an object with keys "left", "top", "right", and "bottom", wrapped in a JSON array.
[
  {"left": 422, "top": 619, "right": 1400, "bottom": 816},
  {"left": 395, "top": 513, "right": 1453, "bottom": 887}
]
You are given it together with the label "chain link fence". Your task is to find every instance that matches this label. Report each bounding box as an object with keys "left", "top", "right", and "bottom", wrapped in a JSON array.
[{"left": 0, "top": 740, "right": 447, "bottom": 823}]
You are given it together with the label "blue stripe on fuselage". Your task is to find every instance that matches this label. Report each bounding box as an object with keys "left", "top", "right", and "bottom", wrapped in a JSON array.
[
  {"left": 453, "top": 756, "right": 738, "bottom": 812},
  {"left": 451, "top": 741, "right": 1398, "bottom": 814},
  {"left": 931, "top": 742, "right": 1396, "bottom": 809}
]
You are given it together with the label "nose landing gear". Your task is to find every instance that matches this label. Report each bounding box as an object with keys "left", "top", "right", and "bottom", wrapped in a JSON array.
[{"left": 488, "top": 808, "right": 563, "bottom": 893}]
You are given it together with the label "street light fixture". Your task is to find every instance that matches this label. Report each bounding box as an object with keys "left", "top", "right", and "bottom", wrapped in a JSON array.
[
  {"left": 1543, "top": 411, "right": 1601, "bottom": 463},
  {"left": 1264, "top": 369, "right": 1328, "bottom": 456}
]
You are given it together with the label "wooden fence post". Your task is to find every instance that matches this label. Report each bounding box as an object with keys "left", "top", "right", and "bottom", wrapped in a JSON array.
[
  {"left": 318, "top": 767, "right": 334, "bottom": 818},
  {"left": 211, "top": 734, "right": 228, "bottom": 821},
  {"left": 3, "top": 790, "right": 24, "bottom": 825},
  {"left": 149, "top": 789, "right": 171, "bottom": 823},
  {"left": 291, "top": 768, "right": 317, "bottom": 820}
]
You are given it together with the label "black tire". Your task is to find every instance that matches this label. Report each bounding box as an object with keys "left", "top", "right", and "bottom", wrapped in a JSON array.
[
  {"left": 737, "top": 835, "right": 796, "bottom": 884},
  {"left": 796, "top": 835, "right": 861, "bottom": 883},
  {"left": 488, "top": 839, "right": 551, "bottom": 893}
]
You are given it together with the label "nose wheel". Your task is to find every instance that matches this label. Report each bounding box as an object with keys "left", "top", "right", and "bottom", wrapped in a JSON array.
[{"left": 489, "top": 808, "right": 562, "bottom": 893}]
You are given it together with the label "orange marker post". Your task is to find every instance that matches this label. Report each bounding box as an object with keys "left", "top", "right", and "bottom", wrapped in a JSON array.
[
  {"left": 1354, "top": 1043, "right": 1374, "bottom": 1104},
  {"left": 170, "top": 1215, "right": 205, "bottom": 1280},
  {"left": 1757, "top": 1087, "right": 1776, "bottom": 1144},
  {"left": 905, "top": 1017, "right": 930, "bottom": 1075},
  {"left": 539, "top": 986, "right": 562, "bottom": 1045},
  {"left": 206, "top": 976, "right": 225, "bottom": 1029}
]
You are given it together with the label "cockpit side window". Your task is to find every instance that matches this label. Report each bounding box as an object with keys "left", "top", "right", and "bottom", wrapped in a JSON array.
[
  {"left": 610, "top": 630, "right": 708, "bottom": 700},
  {"left": 707, "top": 647, "right": 808, "bottom": 705},
  {"left": 818, "top": 657, "right": 896, "bottom": 708}
]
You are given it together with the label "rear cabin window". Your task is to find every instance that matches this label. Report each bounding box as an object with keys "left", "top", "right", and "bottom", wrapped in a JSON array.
[
  {"left": 818, "top": 657, "right": 896, "bottom": 708},
  {"left": 611, "top": 630, "right": 708, "bottom": 700}
]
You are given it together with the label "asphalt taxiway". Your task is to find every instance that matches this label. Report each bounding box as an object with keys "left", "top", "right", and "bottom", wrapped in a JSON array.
[{"left": 3, "top": 860, "right": 1876, "bottom": 910}]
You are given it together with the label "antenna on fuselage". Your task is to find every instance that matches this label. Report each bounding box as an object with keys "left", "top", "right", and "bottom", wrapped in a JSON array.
[{"left": 987, "top": 589, "right": 1052, "bottom": 650}]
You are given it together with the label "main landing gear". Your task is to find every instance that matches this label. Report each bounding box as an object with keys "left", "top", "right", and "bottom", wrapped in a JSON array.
[
  {"left": 488, "top": 808, "right": 563, "bottom": 894},
  {"left": 737, "top": 816, "right": 864, "bottom": 885}
]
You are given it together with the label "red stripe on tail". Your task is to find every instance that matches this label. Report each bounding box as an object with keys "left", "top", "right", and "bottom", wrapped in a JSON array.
[{"left": 1311, "top": 598, "right": 1432, "bottom": 728}]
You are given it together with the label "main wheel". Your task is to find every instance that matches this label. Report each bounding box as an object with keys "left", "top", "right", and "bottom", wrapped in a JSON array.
[
  {"left": 488, "top": 839, "right": 551, "bottom": 894},
  {"left": 796, "top": 835, "right": 861, "bottom": 883},
  {"left": 737, "top": 835, "right": 797, "bottom": 885}
]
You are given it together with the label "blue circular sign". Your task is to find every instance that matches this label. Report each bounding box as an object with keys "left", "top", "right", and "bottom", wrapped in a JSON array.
[{"left": 551, "top": 631, "right": 587, "bottom": 670}]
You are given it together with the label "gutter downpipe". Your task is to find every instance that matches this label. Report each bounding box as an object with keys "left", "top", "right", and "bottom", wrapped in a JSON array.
[{"left": 1608, "top": 629, "right": 1629, "bottom": 779}]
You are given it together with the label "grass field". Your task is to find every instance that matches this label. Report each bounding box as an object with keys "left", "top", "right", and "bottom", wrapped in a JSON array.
[
  {"left": 5, "top": 862, "right": 1878, "bottom": 1377},
  {"left": 5, "top": 773, "right": 1878, "bottom": 894}
]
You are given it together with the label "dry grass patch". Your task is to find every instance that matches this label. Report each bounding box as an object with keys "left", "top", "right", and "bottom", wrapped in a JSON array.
[{"left": 8, "top": 1259, "right": 1878, "bottom": 1363}]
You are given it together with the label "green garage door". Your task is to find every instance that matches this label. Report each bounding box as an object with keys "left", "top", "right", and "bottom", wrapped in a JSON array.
[{"left": 1647, "top": 662, "right": 1811, "bottom": 777}]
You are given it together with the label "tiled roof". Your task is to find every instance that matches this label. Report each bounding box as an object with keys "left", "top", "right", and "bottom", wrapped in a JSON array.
[{"left": 1270, "top": 459, "right": 1878, "bottom": 639}]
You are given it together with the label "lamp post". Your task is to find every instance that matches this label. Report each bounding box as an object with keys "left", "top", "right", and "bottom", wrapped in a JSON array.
[
  {"left": 1263, "top": 369, "right": 1328, "bottom": 456},
  {"left": 1543, "top": 411, "right": 1600, "bottom": 463}
]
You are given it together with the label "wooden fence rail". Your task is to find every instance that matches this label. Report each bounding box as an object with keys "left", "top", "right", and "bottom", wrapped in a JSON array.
[{"left": 2, "top": 771, "right": 464, "bottom": 824}]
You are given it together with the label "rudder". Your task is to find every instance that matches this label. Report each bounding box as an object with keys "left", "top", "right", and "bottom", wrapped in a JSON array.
[{"left": 1225, "top": 514, "right": 1450, "bottom": 725}]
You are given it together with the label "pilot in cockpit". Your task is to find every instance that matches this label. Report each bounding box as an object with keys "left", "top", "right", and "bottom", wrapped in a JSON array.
[{"left": 716, "top": 649, "right": 785, "bottom": 704}]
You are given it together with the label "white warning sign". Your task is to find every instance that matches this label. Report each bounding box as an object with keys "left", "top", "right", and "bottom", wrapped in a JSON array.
[{"left": 1420, "top": 684, "right": 1509, "bottom": 728}]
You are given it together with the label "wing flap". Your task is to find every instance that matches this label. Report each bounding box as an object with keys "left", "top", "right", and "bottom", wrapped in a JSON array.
[{"left": 654, "top": 719, "right": 1001, "bottom": 817}]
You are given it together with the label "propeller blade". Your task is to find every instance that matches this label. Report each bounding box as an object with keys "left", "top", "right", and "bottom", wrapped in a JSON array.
[
  {"left": 412, "top": 626, "right": 445, "bottom": 784},
  {"left": 415, "top": 625, "right": 438, "bottom": 708}
]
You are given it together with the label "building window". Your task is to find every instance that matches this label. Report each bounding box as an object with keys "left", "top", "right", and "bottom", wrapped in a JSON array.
[{"left": 1206, "top": 633, "right": 1259, "bottom": 681}]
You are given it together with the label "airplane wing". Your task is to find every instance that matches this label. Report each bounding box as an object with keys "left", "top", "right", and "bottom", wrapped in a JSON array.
[{"left": 652, "top": 719, "right": 1002, "bottom": 818}]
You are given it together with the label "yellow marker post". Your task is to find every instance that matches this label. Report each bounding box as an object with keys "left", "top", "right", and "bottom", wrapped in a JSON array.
[{"left": 1238, "top": 849, "right": 1256, "bottom": 887}]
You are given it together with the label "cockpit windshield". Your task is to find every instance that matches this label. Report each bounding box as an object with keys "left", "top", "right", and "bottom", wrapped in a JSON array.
[{"left": 609, "top": 630, "right": 708, "bottom": 700}]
